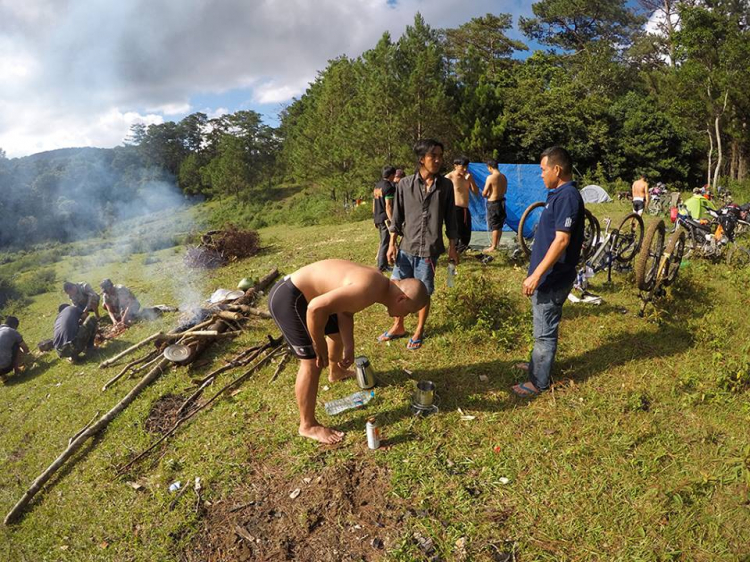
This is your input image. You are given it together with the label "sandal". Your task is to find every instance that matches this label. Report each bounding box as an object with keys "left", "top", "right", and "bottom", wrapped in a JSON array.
[
  {"left": 406, "top": 337, "right": 423, "bottom": 350},
  {"left": 511, "top": 382, "right": 541, "bottom": 397},
  {"left": 378, "top": 330, "right": 407, "bottom": 342}
]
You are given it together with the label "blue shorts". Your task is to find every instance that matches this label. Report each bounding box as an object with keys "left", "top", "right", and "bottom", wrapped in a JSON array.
[{"left": 391, "top": 250, "right": 437, "bottom": 295}]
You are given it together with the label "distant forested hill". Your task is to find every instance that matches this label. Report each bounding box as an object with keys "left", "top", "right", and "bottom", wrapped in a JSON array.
[{"left": 0, "top": 146, "right": 185, "bottom": 249}]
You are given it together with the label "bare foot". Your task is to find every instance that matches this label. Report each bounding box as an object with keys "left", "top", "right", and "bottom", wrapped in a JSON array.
[
  {"left": 482, "top": 247, "right": 497, "bottom": 254},
  {"left": 514, "top": 362, "right": 529, "bottom": 371},
  {"left": 328, "top": 368, "right": 355, "bottom": 383},
  {"left": 299, "top": 424, "right": 344, "bottom": 444},
  {"left": 511, "top": 381, "right": 540, "bottom": 397}
]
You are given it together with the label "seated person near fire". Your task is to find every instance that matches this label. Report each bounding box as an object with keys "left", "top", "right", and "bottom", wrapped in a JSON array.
[{"left": 267, "top": 259, "right": 429, "bottom": 444}]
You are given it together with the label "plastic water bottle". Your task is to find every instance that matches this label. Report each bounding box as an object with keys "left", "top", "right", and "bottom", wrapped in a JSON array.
[
  {"left": 447, "top": 262, "right": 457, "bottom": 288},
  {"left": 324, "top": 390, "right": 375, "bottom": 416}
]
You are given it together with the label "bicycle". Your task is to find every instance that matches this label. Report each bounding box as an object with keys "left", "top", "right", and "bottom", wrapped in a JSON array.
[
  {"left": 517, "top": 201, "right": 600, "bottom": 264},
  {"left": 635, "top": 219, "right": 687, "bottom": 315}
]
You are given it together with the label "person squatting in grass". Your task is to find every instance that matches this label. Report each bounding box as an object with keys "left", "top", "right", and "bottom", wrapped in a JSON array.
[
  {"left": 380, "top": 138, "right": 459, "bottom": 351},
  {"left": 0, "top": 316, "right": 30, "bottom": 383},
  {"left": 513, "top": 146, "right": 585, "bottom": 397},
  {"left": 63, "top": 281, "right": 101, "bottom": 319},
  {"left": 373, "top": 166, "right": 397, "bottom": 272},
  {"left": 482, "top": 159, "right": 508, "bottom": 253},
  {"left": 268, "top": 259, "right": 429, "bottom": 444},
  {"left": 53, "top": 304, "right": 98, "bottom": 362},
  {"left": 446, "top": 157, "right": 479, "bottom": 254},
  {"left": 100, "top": 278, "right": 141, "bottom": 326}
]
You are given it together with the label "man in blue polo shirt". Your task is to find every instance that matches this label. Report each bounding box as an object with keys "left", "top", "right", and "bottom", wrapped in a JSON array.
[{"left": 512, "top": 146, "right": 585, "bottom": 397}]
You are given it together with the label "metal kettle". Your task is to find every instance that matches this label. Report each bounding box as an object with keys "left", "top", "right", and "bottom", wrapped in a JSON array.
[{"left": 354, "top": 356, "right": 376, "bottom": 389}]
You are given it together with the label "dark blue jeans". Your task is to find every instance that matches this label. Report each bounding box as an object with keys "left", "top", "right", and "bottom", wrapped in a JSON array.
[{"left": 529, "top": 283, "right": 573, "bottom": 391}]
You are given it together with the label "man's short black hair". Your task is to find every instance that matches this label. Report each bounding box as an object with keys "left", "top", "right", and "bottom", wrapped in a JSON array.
[
  {"left": 382, "top": 166, "right": 397, "bottom": 179},
  {"left": 414, "top": 139, "right": 444, "bottom": 161},
  {"left": 454, "top": 157, "right": 469, "bottom": 167},
  {"left": 486, "top": 159, "right": 498, "bottom": 169},
  {"left": 541, "top": 146, "right": 573, "bottom": 176},
  {"left": 58, "top": 303, "right": 70, "bottom": 314},
  {"left": 4, "top": 316, "right": 19, "bottom": 329},
  {"left": 63, "top": 281, "right": 75, "bottom": 292}
]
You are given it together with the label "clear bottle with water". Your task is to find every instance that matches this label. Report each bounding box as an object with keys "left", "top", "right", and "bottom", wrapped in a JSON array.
[
  {"left": 447, "top": 262, "right": 457, "bottom": 288},
  {"left": 324, "top": 390, "right": 375, "bottom": 416}
]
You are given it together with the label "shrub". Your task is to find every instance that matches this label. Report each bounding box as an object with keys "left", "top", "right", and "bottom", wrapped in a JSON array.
[
  {"left": 436, "top": 274, "right": 530, "bottom": 351},
  {"left": 0, "top": 275, "right": 21, "bottom": 309},
  {"left": 16, "top": 268, "right": 57, "bottom": 296}
]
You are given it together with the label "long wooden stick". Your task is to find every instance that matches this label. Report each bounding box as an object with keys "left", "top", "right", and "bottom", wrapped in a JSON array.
[
  {"left": 4, "top": 358, "right": 171, "bottom": 525},
  {"left": 270, "top": 351, "right": 291, "bottom": 383},
  {"left": 99, "top": 332, "right": 162, "bottom": 369},
  {"left": 102, "top": 350, "right": 160, "bottom": 391},
  {"left": 117, "top": 340, "right": 282, "bottom": 474}
]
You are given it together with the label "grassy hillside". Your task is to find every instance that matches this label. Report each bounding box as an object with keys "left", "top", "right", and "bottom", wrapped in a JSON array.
[{"left": 1, "top": 201, "right": 749, "bottom": 561}]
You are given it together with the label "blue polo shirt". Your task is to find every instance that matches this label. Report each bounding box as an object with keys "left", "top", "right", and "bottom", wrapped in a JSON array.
[{"left": 528, "top": 181, "right": 585, "bottom": 291}]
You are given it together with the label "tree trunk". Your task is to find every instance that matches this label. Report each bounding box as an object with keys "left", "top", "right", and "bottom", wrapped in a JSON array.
[
  {"left": 713, "top": 91, "right": 729, "bottom": 190},
  {"left": 730, "top": 140, "right": 738, "bottom": 181},
  {"left": 707, "top": 128, "right": 714, "bottom": 187}
]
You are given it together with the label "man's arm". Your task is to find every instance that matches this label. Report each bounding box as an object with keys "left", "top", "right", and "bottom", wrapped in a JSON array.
[
  {"left": 306, "top": 284, "right": 377, "bottom": 367},
  {"left": 387, "top": 181, "right": 405, "bottom": 262},
  {"left": 522, "top": 231, "right": 571, "bottom": 296},
  {"left": 336, "top": 312, "right": 355, "bottom": 369},
  {"left": 384, "top": 183, "right": 395, "bottom": 222},
  {"left": 482, "top": 176, "right": 492, "bottom": 198},
  {"left": 468, "top": 174, "right": 479, "bottom": 196}
]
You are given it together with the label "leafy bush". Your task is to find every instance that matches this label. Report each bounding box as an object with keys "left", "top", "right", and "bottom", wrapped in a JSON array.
[
  {"left": 0, "top": 275, "right": 21, "bottom": 310},
  {"left": 16, "top": 268, "right": 56, "bottom": 296},
  {"left": 436, "top": 274, "right": 530, "bottom": 351}
]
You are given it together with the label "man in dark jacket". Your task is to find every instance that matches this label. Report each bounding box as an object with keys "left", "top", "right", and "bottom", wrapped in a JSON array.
[
  {"left": 379, "top": 139, "right": 459, "bottom": 350},
  {"left": 53, "top": 304, "right": 98, "bottom": 362},
  {"left": 373, "top": 166, "right": 397, "bottom": 272}
]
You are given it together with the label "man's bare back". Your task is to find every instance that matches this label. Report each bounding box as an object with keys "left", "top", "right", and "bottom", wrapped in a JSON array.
[
  {"left": 483, "top": 170, "right": 507, "bottom": 202},
  {"left": 291, "top": 260, "right": 390, "bottom": 313},
  {"left": 632, "top": 178, "right": 648, "bottom": 200},
  {"left": 446, "top": 169, "right": 478, "bottom": 208}
]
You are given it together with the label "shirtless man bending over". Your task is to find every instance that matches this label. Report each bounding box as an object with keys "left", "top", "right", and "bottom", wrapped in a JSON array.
[
  {"left": 446, "top": 157, "right": 479, "bottom": 253},
  {"left": 631, "top": 174, "right": 649, "bottom": 216},
  {"left": 482, "top": 159, "right": 508, "bottom": 253},
  {"left": 268, "top": 259, "right": 429, "bottom": 444}
]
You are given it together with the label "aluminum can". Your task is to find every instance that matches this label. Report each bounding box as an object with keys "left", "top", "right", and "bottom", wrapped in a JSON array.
[{"left": 366, "top": 417, "right": 380, "bottom": 450}]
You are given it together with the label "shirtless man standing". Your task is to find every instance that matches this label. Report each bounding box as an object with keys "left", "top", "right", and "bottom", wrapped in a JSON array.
[
  {"left": 268, "top": 259, "right": 429, "bottom": 444},
  {"left": 446, "top": 157, "right": 479, "bottom": 254},
  {"left": 482, "top": 159, "right": 508, "bottom": 253},
  {"left": 631, "top": 174, "right": 649, "bottom": 215}
]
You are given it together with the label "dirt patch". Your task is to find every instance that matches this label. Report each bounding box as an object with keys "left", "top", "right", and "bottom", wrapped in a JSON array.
[
  {"left": 183, "top": 458, "right": 406, "bottom": 561},
  {"left": 144, "top": 394, "right": 186, "bottom": 435}
]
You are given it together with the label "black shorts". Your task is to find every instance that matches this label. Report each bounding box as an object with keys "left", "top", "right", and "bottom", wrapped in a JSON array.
[
  {"left": 0, "top": 343, "right": 19, "bottom": 376},
  {"left": 267, "top": 277, "right": 339, "bottom": 359},
  {"left": 487, "top": 199, "right": 506, "bottom": 231},
  {"left": 633, "top": 200, "right": 644, "bottom": 213}
]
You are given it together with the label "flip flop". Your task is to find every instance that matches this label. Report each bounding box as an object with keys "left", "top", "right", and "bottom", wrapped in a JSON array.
[
  {"left": 406, "top": 337, "right": 423, "bottom": 350},
  {"left": 378, "top": 330, "right": 407, "bottom": 342},
  {"left": 514, "top": 362, "right": 529, "bottom": 371},
  {"left": 511, "top": 382, "right": 541, "bottom": 397}
]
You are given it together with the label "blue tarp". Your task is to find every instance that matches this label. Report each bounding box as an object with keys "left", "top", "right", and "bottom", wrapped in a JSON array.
[{"left": 466, "top": 163, "right": 548, "bottom": 236}]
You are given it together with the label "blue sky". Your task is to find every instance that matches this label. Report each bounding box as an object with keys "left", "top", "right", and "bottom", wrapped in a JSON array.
[{"left": 0, "top": 1, "right": 653, "bottom": 158}]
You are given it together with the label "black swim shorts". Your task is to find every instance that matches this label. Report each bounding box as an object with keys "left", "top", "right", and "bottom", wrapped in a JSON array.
[
  {"left": 487, "top": 199, "right": 506, "bottom": 231},
  {"left": 633, "top": 199, "right": 644, "bottom": 213},
  {"left": 267, "top": 277, "right": 339, "bottom": 359}
]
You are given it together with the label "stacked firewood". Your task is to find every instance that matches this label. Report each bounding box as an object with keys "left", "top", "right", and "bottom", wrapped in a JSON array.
[
  {"left": 184, "top": 226, "right": 261, "bottom": 269},
  {"left": 4, "top": 268, "right": 288, "bottom": 525}
]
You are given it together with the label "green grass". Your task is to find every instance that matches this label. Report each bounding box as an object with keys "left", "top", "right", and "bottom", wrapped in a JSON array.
[{"left": 1, "top": 201, "right": 750, "bottom": 560}]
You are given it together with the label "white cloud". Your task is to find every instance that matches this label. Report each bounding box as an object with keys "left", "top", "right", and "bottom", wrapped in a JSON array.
[{"left": 0, "top": 0, "right": 531, "bottom": 158}]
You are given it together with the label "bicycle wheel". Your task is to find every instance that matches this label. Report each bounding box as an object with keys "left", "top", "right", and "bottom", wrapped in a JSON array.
[
  {"left": 635, "top": 220, "right": 665, "bottom": 291},
  {"left": 613, "top": 213, "right": 644, "bottom": 263},
  {"left": 517, "top": 201, "right": 545, "bottom": 257},
  {"left": 647, "top": 200, "right": 660, "bottom": 216},
  {"left": 580, "top": 209, "right": 601, "bottom": 264},
  {"left": 662, "top": 229, "right": 686, "bottom": 286}
]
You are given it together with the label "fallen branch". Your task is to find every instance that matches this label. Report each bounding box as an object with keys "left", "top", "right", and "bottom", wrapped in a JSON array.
[
  {"left": 117, "top": 338, "right": 282, "bottom": 475},
  {"left": 270, "top": 351, "right": 291, "bottom": 383},
  {"left": 99, "top": 332, "right": 163, "bottom": 369},
  {"left": 4, "top": 358, "right": 171, "bottom": 525},
  {"left": 69, "top": 411, "right": 100, "bottom": 445},
  {"left": 102, "top": 350, "right": 160, "bottom": 391}
]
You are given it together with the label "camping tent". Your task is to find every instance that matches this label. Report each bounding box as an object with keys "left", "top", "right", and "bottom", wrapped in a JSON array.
[
  {"left": 580, "top": 184, "right": 612, "bottom": 203},
  {"left": 466, "top": 163, "right": 548, "bottom": 234}
]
